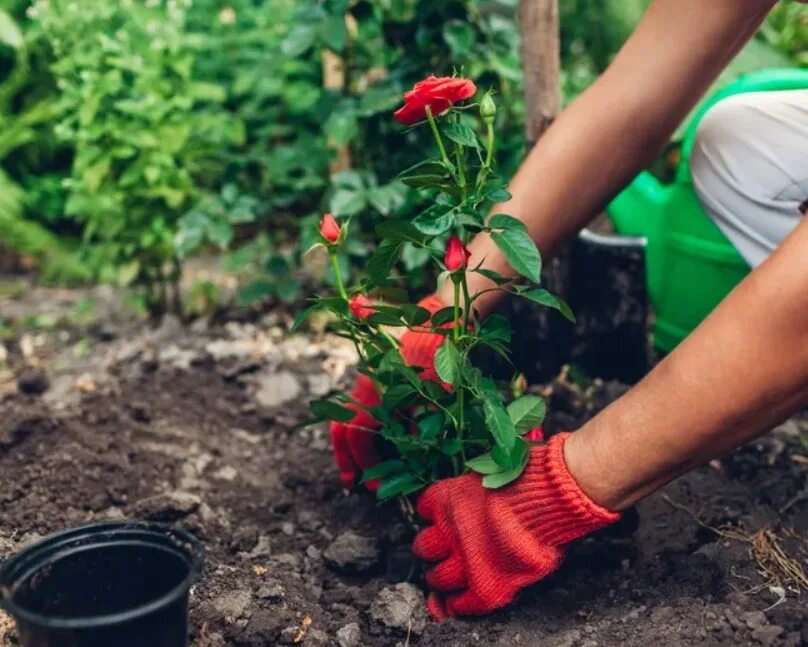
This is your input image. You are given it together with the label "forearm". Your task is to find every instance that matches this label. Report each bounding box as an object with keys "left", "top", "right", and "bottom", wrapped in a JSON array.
[
  {"left": 566, "top": 216, "right": 808, "bottom": 511},
  {"left": 439, "top": 0, "right": 776, "bottom": 315}
]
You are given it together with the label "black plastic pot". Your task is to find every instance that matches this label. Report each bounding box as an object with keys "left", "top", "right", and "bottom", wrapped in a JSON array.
[{"left": 0, "top": 521, "right": 204, "bottom": 647}]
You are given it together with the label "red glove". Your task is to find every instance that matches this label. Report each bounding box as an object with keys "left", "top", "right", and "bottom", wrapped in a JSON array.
[
  {"left": 330, "top": 295, "right": 446, "bottom": 490},
  {"left": 413, "top": 432, "right": 620, "bottom": 619}
]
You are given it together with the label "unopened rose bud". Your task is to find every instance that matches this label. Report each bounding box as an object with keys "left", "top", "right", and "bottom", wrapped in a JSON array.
[
  {"left": 480, "top": 92, "right": 497, "bottom": 123},
  {"left": 319, "top": 213, "right": 341, "bottom": 244},
  {"left": 444, "top": 235, "right": 471, "bottom": 272},
  {"left": 349, "top": 294, "right": 375, "bottom": 320}
]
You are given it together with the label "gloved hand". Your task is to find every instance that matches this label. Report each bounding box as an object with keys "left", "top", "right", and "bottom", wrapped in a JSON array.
[
  {"left": 413, "top": 432, "right": 620, "bottom": 619},
  {"left": 330, "top": 295, "right": 447, "bottom": 490}
]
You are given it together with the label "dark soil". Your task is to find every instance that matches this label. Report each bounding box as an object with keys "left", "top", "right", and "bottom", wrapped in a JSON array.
[{"left": 0, "top": 292, "right": 806, "bottom": 646}]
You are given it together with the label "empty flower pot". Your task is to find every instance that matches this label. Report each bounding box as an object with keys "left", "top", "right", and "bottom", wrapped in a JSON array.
[{"left": 0, "top": 521, "right": 204, "bottom": 647}]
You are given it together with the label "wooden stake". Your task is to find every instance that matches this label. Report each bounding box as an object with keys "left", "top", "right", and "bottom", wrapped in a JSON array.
[{"left": 518, "top": 0, "right": 561, "bottom": 145}]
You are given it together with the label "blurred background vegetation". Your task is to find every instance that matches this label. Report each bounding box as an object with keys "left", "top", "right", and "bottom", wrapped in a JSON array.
[{"left": 0, "top": 0, "right": 805, "bottom": 315}]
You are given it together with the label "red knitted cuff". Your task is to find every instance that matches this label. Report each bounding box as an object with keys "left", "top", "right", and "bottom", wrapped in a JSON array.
[{"left": 507, "top": 432, "right": 620, "bottom": 546}]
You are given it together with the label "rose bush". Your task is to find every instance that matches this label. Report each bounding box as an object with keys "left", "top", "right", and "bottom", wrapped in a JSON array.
[{"left": 300, "top": 74, "right": 575, "bottom": 500}]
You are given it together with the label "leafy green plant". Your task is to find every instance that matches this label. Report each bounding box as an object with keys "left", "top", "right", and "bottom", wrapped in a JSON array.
[
  {"left": 33, "top": 0, "right": 241, "bottom": 313},
  {"left": 301, "top": 76, "right": 574, "bottom": 501}
]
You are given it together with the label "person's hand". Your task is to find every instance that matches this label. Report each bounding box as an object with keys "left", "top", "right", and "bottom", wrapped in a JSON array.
[
  {"left": 413, "top": 432, "right": 620, "bottom": 618},
  {"left": 330, "top": 295, "right": 446, "bottom": 490}
]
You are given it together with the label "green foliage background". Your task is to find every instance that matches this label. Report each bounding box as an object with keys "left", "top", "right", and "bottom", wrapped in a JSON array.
[{"left": 0, "top": 0, "right": 804, "bottom": 312}]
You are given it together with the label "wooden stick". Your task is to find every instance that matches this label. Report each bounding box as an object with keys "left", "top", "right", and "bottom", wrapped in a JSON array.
[{"left": 518, "top": 0, "right": 561, "bottom": 145}]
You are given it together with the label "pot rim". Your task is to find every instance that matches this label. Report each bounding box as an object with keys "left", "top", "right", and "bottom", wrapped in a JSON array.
[{"left": 0, "top": 520, "right": 204, "bottom": 630}]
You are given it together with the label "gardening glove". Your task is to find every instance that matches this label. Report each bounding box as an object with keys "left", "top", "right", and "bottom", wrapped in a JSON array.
[
  {"left": 330, "top": 294, "right": 447, "bottom": 490},
  {"left": 413, "top": 432, "right": 620, "bottom": 619}
]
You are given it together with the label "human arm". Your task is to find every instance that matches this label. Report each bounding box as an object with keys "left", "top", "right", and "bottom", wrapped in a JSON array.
[{"left": 438, "top": 0, "right": 778, "bottom": 316}]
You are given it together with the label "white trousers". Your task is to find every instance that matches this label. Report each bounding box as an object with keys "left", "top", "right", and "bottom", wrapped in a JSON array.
[{"left": 691, "top": 89, "right": 808, "bottom": 268}]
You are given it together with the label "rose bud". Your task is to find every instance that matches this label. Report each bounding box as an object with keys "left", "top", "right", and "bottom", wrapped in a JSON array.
[
  {"left": 525, "top": 427, "right": 545, "bottom": 443},
  {"left": 320, "top": 213, "right": 341, "bottom": 244},
  {"left": 349, "top": 294, "right": 375, "bottom": 320},
  {"left": 480, "top": 92, "right": 497, "bottom": 123},
  {"left": 444, "top": 235, "right": 471, "bottom": 272}
]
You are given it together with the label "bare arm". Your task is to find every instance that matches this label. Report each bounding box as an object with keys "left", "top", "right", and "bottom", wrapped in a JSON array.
[
  {"left": 438, "top": 0, "right": 778, "bottom": 314},
  {"left": 566, "top": 213, "right": 808, "bottom": 510}
]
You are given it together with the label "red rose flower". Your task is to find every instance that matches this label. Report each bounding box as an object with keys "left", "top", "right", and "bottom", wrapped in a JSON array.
[
  {"left": 525, "top": 427, "right": 544, "bottom": 443},
  {"left": 349, "top": 294, "right": 375, "bottom": 320},
  {"left": 320, "top": 213, "right": 341, "bottom": 244},
  {"left": 394, "top": 76, "right": 477, "bottom": 125},
  {"left": 444, "top": 235, "right": 471, "bottom": 272}
]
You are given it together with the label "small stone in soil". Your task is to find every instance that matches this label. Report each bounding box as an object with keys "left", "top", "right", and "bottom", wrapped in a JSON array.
[
  {"left": 253, "top": 370, "right": 301, "bottom": 410},
  {"left": 17, "top": 366, "right": 49, "bottom": 395},
  {"left": 131, "top": 491, "right": 201, "bottom": 522},
  {"left": 369, "top": 583, "right": 428, "bottom": 635},
  {"left": 336, "top": 622, "right": 361, "bottom": 647},
  {"left": 323, "top": 531, "right": 380, "bottom": 574},
  {"left": 256, "top": 581, "right": 285, "bottom": 602},
  {"left": 212, "top": 589, "right": 252, "bottom": 620}
]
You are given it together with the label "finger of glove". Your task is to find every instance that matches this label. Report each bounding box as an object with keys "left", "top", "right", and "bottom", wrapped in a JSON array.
[
  {"left": 444, "top": 589, "right": 502, "bottom": 617},
  {"left": 426, "top": 593, "right": 448, "bottom": 621},
  {"left": 346, "top": 426, "right": 382, "bottom": 492},
  {"left": 351, "top": 373, "right": 382, "bottom": 408},
  {"left": 415, "top": 482, "right": 445, "bottom": 522},
  {"left": 425, "top": 553, "right": 467, "bottom": 592},
  {"left": 330, "top": 421, "right": 359, "bottom": 488},
  {"left": 412, "top": 525, "right": 451, "bottom": 562}
]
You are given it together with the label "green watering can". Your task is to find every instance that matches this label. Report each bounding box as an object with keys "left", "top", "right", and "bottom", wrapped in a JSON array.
[{"left": 605, "top": 68, "right": 808, "bottom": 352}]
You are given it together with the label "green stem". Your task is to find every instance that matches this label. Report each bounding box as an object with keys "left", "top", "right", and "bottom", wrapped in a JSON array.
[
  {"left": 425, "top": 106, "right": 452, "bottom": 171},
  {"left": 330, "top": 251, "right": 348, "bottom": 301},
  {"left": 485, "top": 121, "right": 495, "bottom": 169},
  {"left": 452, "top": 279, "right": 461, "bottom": 342}
]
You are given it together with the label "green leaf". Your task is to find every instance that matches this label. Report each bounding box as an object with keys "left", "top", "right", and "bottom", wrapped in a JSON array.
[
  {"left": 431, "top": 306, "right": 458, "bottom": 327},
  {"left": 434, "top": 340, "right": 461, "bottom": 385},
  {"left": 478, "top": 314, "right": 511, "bottom": 343},
  {"left": 487, "top": 188, "right": 512, "bottom": 203},
  {"left": 291, "top": 305, "right": 319, "bottom": 332},
  {"left": 0, "top": 11, "right": 23, "bottom": 49},
  {"left": 418, "top": 410, "right": 445, "bottom": 441},
  {"left": 383, "top": 384, "right": 418, "bottom": 409},
  {"left": 237, "top": 279, "right": 274, "bottom": 305},
  {"left": 377, "top": 473, "right": 423, "bottom": 501},
  {"left": 443, "top": 19, "right": 476, "bottom": 56},
  {"left": 324, "top": 111, "right": 358, "bottom": 145},
  {"left": 375, "top": 220, "right": 427, "bottom": 245},
  {"left": 466, "top": 452, "right": 503, "bottom": 475},
  {"left": 282, "top": 24, "right": 316, "bottom": 56},
  {"left": 401, "top": 174, "right": 452, "bottom": 189},
  {"left": 474, "top": 268, "right": 511, "bottom": 285},
  {"left": 413, "top": 206, "right": 454, "bottom": 236},
  {"left": 400, "top": 305, "right": 431, "bottom": 326},
  {"left": 482, "top": 460, "right": 527, "bottom": 489},
  {"left": 310, "top": 399, "right": 355, "bottom": 423},
  {"left": 491, "top": 229, "right": 542, "bottom": 283},
  {"left": 520, "top": 288, "right": 576, "bottom": 322},
  {"left": 507, "top": 395, "right": 546, "bottom": 433},
  {"left": 320, "top": 15, "right": 347, "bottom": 50},
  {"left": 330, "top": 188, "right": 366, "bottom": 216},
  {"left": 367, "top": 311, "right": 405, "bottom": 326},
  {"left": 367, "top": 240, "right": 401, "bottom": 285},
  {"left": 443, "top": 122, "right": 479, "bottom": 149},
  {"left": 488, "top": 214, "right": 527, "bottom": 232},
  {"left": 361, "top": 460, "right": 406, "bottom": 482},
  {"left": 483, "top": 398, "right": 517, "bottom": 452}
]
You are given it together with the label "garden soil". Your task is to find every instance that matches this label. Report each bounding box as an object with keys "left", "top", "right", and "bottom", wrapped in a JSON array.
[{"left": 0, "top": 286, "right": 806, "bottom": 646}]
